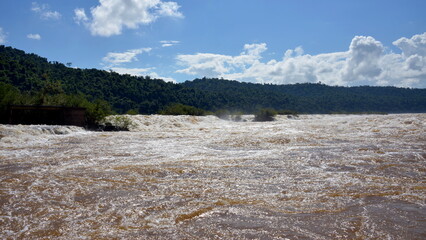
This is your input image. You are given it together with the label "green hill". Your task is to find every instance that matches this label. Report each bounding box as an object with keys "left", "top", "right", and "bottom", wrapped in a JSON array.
[
  {"left": 182, "top": 78, "right": 426, "bottom": 113},
  {"left": 1, "top": 45, "right": 425, "bottom": 117}
]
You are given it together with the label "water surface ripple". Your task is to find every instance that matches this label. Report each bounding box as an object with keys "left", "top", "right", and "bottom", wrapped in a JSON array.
[{"left": 1, "top": 114, "right": 425, "bottom": 239}]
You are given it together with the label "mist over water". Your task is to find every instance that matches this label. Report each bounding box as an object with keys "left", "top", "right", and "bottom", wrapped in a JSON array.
[{"left": 1, "top": 114, "right": 425, "bottom": 239}]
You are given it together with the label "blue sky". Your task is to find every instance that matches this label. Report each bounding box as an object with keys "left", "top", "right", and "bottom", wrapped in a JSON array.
[{"left": 0, "top": 0, "right": 425, "bottom": 88}]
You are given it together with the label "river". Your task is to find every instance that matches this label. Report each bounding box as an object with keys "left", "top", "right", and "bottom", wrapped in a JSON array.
[{"left": 1, "top": 114, "right": 425, "bottom": 239}]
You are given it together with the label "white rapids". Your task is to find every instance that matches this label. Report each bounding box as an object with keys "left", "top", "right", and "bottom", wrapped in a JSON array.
[{"left": 0, "top": 114, "right": 425, "bottom": 239}]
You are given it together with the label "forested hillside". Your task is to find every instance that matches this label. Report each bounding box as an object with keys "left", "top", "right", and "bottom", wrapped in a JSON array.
[
  {"left": 1, "top": 45, "right": 425, "bottom": 116},
  {"left": 183, "top": 78, "right": 426, "bottom": 113},
  {"left": 0, "top": 45, "right": 200, "bottom": 114}
]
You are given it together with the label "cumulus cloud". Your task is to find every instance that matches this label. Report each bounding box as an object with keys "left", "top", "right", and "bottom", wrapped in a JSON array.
[
  {"left": 393, "top": 32, "right": 426, "bottom": 57},
  {"left": 176, "top": 43, "right": 267, "bottom": 77},
  {"left": 405, "top": 55, "right": 424, "bottom": 71},
  {"left": 243, "top": 43, "right": 267, "bottom": 57},
  {"left": 160, "top": 40, "right": 180, "bottom": 47},
  {"left": 31, "top": 2, "right": 61, "bottom": 20},
  {"left": 111, "top": 67, "right": 176, "bottom": 83},
  {"left": 343, "top": 36, "right": 384, "bottom": 83},
  {"left": 176, "top": 33, "right": 426, "bottom": 88},
  {"left": 102, "top": 48, "right": 152, "bottom": 66},
  {"left": 75, "top": 0, "right": 183, "bottom": 37},
  {"left": 27, "top": 33, "right": 41, "bottom": 40},
  {"left": 0, "top": 27, "right": 6, "bottom": 44},
  {"left": 102, "top": 47, "right": 177, "bottom": 82},
  {"left": 176, "top": 53, "right": 233, "bottom": 76}
]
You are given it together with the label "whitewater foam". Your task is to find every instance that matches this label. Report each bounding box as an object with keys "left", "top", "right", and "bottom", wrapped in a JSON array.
[{"left": 1, "top": 114, "right": 425, "bottom": 239}]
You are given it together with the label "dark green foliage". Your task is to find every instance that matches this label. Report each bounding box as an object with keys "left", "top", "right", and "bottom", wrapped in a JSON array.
[
  {"left": 254, "top": 108, "right": 277, "bottom": 122},
  {"left": 182, "top": 78, "right": 426, "bottom": 114},
  {"left": 0, "top": 82, "right": 21, "bottom": 106},
  {"left": 182, "top": 78, "right": 292, "bottom": 112},
  {"left": 1, "top": 45, "right": 426, "bottom": 116},
  {"left": 126, "top": 109, "right": 139, "bottom": 115},
  {"left": 0, "top": 45, "right": 187, "bottom": 114},
  {"left": 84, "top": 99, "right": 113, "bottom": 126},
  {"left": 277, "top": 109, "right": 299, "bottom": 116},
  {"left": 100, "top": 115, "right": 135, "bottom": 131},
  {"left": 0, "top": 82, "right": 112, "bottom": 126},
  {"left": 159, "top": 103, "right": 206, "bottom": 116}
]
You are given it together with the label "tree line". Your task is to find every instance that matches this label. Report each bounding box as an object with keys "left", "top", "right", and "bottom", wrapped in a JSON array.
[{"left": 1, "top": 45, "right": 425, "bottom": 123}]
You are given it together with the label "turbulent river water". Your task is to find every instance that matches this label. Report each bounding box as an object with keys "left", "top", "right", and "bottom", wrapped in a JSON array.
[{"left": 0, "top": 114, "right": 425, "bottom": 239}]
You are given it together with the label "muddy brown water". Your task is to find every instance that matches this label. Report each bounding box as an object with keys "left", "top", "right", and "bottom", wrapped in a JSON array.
[{"left": 1, "top": 114, "right": 425, "bottom": 239}]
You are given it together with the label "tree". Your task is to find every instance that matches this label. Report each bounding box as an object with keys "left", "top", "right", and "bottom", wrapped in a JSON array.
[
  {"left": 254, "top": 108, "right": 277, "bottom": 122},
  {"left": 159, "top": 103, "right": 206, "bottom": 116}
]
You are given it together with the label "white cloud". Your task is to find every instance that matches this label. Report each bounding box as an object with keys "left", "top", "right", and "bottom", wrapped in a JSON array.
[
  {"left": 0, "top": 27, "right": 6, "bottom": 44},
  {"left": 147, "top": 72, "right": 177, "bottom": 83},
  {"left": 27, "top": 33, "right": 41, "bottom": 40},
  {"left": 393, "top": 32, "right": 426, "bottom": 57},
  {"left": 74, "top": 8, "right": 89, "bottom": 25},
  {"left": 176, "top": 53, "right": 235, "bottom": 76},
  {"left": 31, "top": 2, "right": 61, "bottom": 20},
  {"left": 111, "top": 67, "right": 176, "bottom": 83},
  {"left": 110, "top": 67, "right": 152, "bottom": 76},
  {"left": 160, "top": 40, "right": 180, "bottom": 47},
  {"left": 243, "top": 43, "right": 267, "bottom": 56},
  {"left": 102, "top": 48, "right": 152, "bottom": 66},
  {"left": 176, "top": 33, "right": 426, "bottom": 88},
  {"left": 75, "top": 0, "right": 183, "bottom": 37},
  {"left": 103, "top": 47, "right": 176, "bottom": 83},
  {"left": 156, "top": 1, "right": 183, "bottom": 18},
  {"left": 176, "top": 43, "right": 267, "bottom": 77},
  {"left": 342, "top": 36, "right": 384, "bottom": 83}
]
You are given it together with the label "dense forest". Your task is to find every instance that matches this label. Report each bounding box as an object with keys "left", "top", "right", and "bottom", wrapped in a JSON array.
[
  {"left": 182, "top": 78, "right": 426, "bottom": 113},
  {"left": 1, "top": 45, "right": 425, "bottom": 121}
]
